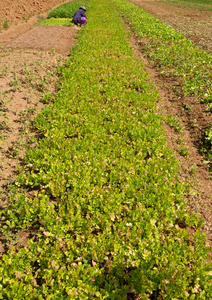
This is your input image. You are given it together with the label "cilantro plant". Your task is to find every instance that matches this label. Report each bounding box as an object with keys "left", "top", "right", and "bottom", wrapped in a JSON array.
[
  {"left": 114, "top": 0, "right": 212, "bottom": 159},
  {"left": 39, "top": 18, "right": 74, "bottom": 27},
  {"left": 48, "top": 1, "right": 90, "bottom": 19},
  {"left": 0, "top": 0, "right": 212, "bottom": 298}
]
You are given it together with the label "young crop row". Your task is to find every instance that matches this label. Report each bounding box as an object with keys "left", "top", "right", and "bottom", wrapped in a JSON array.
[
  {"left": 113, "top": 0, "right": 212, "bottom": 157},
  {"left": 0, "top": 0, "right": 212, "bottom": 298},
  {"left": 48, "top": 1, "right": 90, "bottom": 19},
  {"left": 114, "top": 0, "right": 212, "bottom": 99},
  {"left": 39, "top": 1, "right": 90, "bottom": 27}
]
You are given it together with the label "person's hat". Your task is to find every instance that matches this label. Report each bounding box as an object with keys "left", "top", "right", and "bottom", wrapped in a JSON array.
[{"left": 80, "top": 6, "right": 86, "bottom": 11}]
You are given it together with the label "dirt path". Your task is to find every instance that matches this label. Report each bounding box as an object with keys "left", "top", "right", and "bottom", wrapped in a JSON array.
[{"left": 0, "top": 0, "right": 211, "bottom": 250}]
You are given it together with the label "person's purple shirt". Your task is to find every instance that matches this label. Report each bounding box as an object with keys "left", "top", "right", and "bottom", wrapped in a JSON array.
[{"left": 73, "top": 8, "right": 86, "bottom": 23}]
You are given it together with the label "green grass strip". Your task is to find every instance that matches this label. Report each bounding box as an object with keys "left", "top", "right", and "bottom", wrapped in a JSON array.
[{"left": 0, "top": 0, "right": 212, "bottom": 298}]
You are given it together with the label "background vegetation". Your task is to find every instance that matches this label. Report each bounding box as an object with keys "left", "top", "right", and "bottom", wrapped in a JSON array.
[{"left": 161, "top": 0, "right": 212, "bottom": 10}]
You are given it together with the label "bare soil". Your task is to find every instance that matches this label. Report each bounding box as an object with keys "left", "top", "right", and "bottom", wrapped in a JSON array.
[
  {"left": 0, "top": 0, "right": 69, "bottom": 28},
  {"left": 0, "top": 0, "right": 211, "bottom": 251}
]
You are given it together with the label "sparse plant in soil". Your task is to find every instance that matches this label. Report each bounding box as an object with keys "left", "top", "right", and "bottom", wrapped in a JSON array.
[
  {"left": 164, "top": 115, "right": 184, "bottom": 133},
  {"left": 202, "top": 125, "right": 212, "bottom": 159},
  {"left": 3, "top": 20, "right": 9, "bottom": 30}
]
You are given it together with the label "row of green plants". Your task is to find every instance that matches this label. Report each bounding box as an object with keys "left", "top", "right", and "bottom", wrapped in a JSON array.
[
  {"left": 0, "top": 0, "right": 212, "bottom": 298},
  {"left": 48, "top": 1, "right": 89, "bottom": 19},
  {"left": 39, "top": 17, "right": 74, "bottom": 27},
  {"left": 114, "top": 0, "right": 212, "bottom": 159},
  {"left": 39, "top": 0, "right": 90, "bottom": 27},
  {"left": 115, "top": 0, "right": 212, "bottom": 99}
]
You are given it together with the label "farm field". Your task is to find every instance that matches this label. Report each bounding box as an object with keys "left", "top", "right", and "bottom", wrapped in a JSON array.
[
  {"left": 130, "top": 0, "right": 212, "bottom": 55},
  {"left": 0, "top": 0, "right": 212, "bottom": 298}
]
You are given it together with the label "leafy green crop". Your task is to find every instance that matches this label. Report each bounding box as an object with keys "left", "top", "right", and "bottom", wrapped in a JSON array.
[
  {"left": 39, "top": 18, "right": 74, "bottom": 27},
  {"left": 48, "top": 1, "right": 90, "bottom": 19},
  {"left": 0, "top": 0, "right": 212, "bottom": 298},
  {"left": 203, "top": 125, "right": 212, "bottom": 160},
  {"left": 115, "top": 0, "right": 212, "bottom": 99},
  {"left": 114, "top": 0, "right": 212, "bottom": 158}
]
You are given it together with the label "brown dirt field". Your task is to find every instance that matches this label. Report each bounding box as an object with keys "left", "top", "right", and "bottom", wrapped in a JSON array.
[
  {"left": 0, "top": 0, "right": 211, "bottom": 252},
  {"left": 0, "top": 0, "right": 69, "bottom": 28}
]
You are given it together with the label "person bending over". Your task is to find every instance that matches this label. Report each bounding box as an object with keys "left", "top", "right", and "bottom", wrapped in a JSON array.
[{"left": 72, "top": 6, "right": 87, "bottom": 26}]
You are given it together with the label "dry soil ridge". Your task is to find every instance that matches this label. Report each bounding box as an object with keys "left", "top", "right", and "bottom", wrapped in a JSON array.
[{"left": 0, "top": 0, "right": 68, "bottom": 28}]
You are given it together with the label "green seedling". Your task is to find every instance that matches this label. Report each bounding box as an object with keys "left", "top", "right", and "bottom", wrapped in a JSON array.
[
  {"left": 165, "top": 115, "right": 184, "bottom": 132},
  {"left": 3, "top": 20, "right": 9, "bottom": 30}
]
